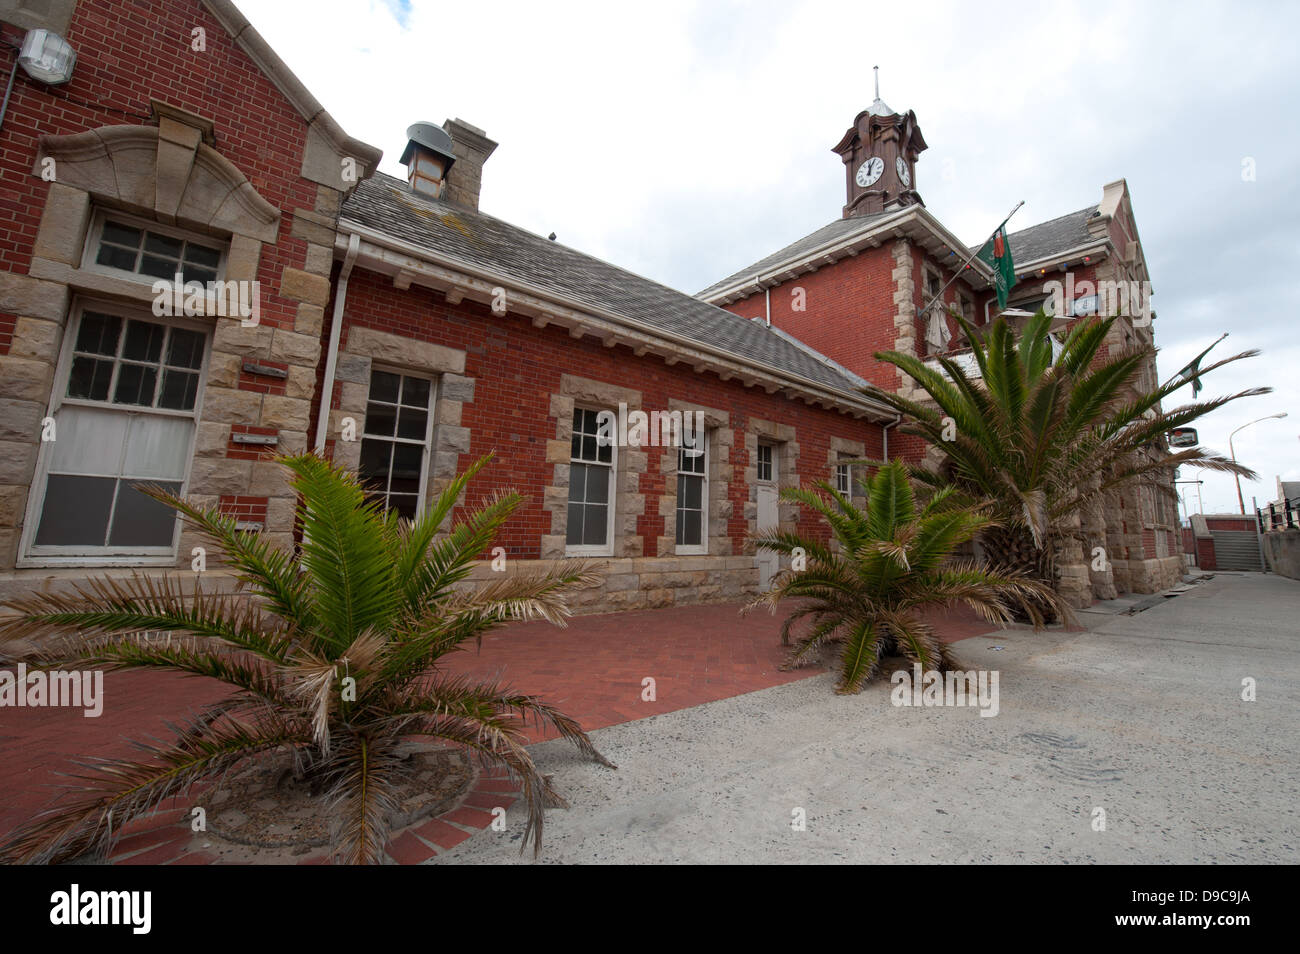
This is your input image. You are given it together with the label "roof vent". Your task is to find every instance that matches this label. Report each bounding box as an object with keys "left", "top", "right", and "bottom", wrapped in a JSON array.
[{"left": 400, "top": 122, "right": 456, "bottom": 198}]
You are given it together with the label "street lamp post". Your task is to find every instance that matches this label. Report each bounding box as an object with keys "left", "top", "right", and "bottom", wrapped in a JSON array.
[
  {"left": 1229, "top": 413, "right": 1288, "bottom": 515},
  {"left": 1175, "top": 479, "right": 1204, "bottom": 523}
]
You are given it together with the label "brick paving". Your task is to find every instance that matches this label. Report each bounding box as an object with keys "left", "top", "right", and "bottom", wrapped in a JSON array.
[{"left": 0, "top": 600, "right": 995, "bottom": 864}]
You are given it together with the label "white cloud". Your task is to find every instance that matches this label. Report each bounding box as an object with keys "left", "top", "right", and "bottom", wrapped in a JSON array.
[{"left": 238, "top": 0, "right": 1300, "bottom": 516}]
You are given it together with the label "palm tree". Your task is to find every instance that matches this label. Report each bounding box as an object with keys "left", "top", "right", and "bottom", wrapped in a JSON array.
[
  {"left": 746, "top": 460, "right": 1057, "bottom": 694},
  {"left": 0, "top": 453, "right": 611, "bottom": 865},
  {"left": 872, "top": 311, "right": 1265, "bottom": 615}
]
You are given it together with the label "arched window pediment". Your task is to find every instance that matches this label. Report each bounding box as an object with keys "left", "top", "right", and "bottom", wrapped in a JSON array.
[{"left": 33, "top": 123, "right": 279, "bottom": 244}]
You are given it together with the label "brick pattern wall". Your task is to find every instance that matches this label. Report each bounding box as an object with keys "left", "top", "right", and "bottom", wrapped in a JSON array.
[
  {"left": 237, "top": 359, "right": 291, "bottom": 396},
  {"left": 720, "top": 245, "right": 901, "bottom": 390},
  {"left": 335, "top": 270, "right": 887, "bottom": 562},
  {"left": 1204, "top": 516, "right": 1257, "bottom": 533},
  {"left": 217, "top": 494, "right": 268, "bottom": 527},
  {"left": 0, "top": 5, "right": 317, "bottom": 298},
  {"left": 226, "top": 424, "right": 281, "bottom": 462},
  {"left": 0, "top": 0, "right": 353, "bottom": 570}
]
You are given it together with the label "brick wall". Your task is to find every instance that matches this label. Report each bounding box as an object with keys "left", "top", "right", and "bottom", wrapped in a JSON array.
[
  {"left": 217, "top": 494, "right": 268, "bottom": 526},
  {"left": 1204, "top": 516, "right": 1256, "bottom": 533},
  {"left": 719, "top": 244, "right": 900, "bottom": 390},
  {"left": 1196, "top": 536, "right": 1217, "bottom": 571},
  {"left": 0, "top": 2, "right": 318, "bottom": 335},
  {"left": 0, "top": 0, "right": 353, "bottom": 570},
  {"left": 336, "top": 269, "right": 887, "bottom": 560}
]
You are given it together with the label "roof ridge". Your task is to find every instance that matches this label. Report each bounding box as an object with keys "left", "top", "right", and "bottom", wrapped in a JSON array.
[{"left": 344, "top": 176, "right": 874, "bottom": 402}]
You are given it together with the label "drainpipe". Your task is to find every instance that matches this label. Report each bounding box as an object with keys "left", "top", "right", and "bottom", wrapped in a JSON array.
[
  {"left": 882, "top": 413, "right": 901, "bottom": 462},
  {"left": 765, "top": 285, "right": 771, "bottom": 327},
  {"left": 0, "top": 45, "right": 18, "bottom": 134},
  {"left": 313, "top": 232, "right": 360, "bottom": 454}
]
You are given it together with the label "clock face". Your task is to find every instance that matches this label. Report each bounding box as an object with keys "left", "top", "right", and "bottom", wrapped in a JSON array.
[
  {"left": 855, "top": 157, "right": 884, "bottom": 188},
  {"left": 896, "top": 156, "right": 911, "bottom": 187}
]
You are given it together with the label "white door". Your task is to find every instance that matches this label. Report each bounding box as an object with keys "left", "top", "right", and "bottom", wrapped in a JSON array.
[{"left": 756, "top": 483, "right": 779, "bottom": 589}]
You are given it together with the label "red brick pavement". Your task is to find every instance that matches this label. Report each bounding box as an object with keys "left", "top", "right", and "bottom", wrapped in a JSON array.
[{"left": 0, "top": 600, "right": 996, "bottom": 864}]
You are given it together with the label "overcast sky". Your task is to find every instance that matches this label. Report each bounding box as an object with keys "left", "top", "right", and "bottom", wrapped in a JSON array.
[{"left": 243, "top": 0, "right": 1300, "bottom": 517}]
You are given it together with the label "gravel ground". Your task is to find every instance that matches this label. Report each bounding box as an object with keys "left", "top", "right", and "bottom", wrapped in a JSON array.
[{"left": 432, "top": 571, "right": 1300, "bottom": 864}]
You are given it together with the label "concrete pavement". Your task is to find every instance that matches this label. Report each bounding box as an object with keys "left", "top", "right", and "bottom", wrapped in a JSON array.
[{"left": 435, "top": 571, "right": 1300, "bottom": 864}]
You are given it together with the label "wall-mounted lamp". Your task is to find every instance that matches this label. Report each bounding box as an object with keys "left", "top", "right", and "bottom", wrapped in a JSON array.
[
  {"left": 18, "top": 29, "right": 77, "bottom": 85},
  {"left": 1, "top": 28, "right": 78, "bottom": 134}
]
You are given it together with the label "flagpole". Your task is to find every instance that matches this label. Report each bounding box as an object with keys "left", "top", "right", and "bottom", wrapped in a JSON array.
[{"left": 920, "top": 200, "right": 1025, "bottom": 317}]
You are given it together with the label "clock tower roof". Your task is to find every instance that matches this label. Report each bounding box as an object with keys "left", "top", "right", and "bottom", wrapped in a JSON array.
[
  {"left": 866, "top": 95, "right": 895, "bottom": 117},
  {"left": 832, "top": 72, "right": 927, "bottom": 218}
]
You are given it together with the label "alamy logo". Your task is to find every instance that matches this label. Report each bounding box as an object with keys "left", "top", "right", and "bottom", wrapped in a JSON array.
[
  {"left": 49, "top": 884, "right": 151, "bottom": 934},
  {"left": 1042, "top": 273, "right": 1152, "bottom": 327},
  {"left": 0, "top": 664, "right": 103, "bottom": 717},
  {"left": 595, "top": 403, "right": 706, "bottom": 453},
  {"left": 890, "top": 664, "right": 1000, "bottom": 717},
  {"left": 152, "top": 272, "right": 261, "bottom": 326}
]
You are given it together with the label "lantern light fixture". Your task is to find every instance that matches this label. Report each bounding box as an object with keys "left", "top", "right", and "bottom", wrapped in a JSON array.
[{"left": 18, "top": 29, "right": 77, "bottom": 85}]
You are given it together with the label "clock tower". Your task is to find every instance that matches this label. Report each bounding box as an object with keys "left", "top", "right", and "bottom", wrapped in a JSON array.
[{"left": 832, "top": 69, "right": 927, "bottom": 218}]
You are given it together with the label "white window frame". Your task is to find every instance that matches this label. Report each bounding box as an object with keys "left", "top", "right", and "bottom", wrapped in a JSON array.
[
  {"left": 18, "top": 297, "right": 213, "bottom": 567},
  {"left": 357, "top": 365, "right": 438, "bottom": 521},
  {"left": 675, "top": 431, "right": 709, "bottom": 555},
  {"left": 923, "top": 265, "right": 943, "bottom": 304},
  {"left": 756, "top": 441, "right": 777, "bottom": 484},
  {"left": 1048, "top": 332, "right": 1065, "bottom": 363},
  {"left": 80, "top": 208, "right": 229, "bottom": 287},
  {"left": 957, "top": 290, "right": 974, "bottom": 324},
  {"left": 835, "top": 458, "right": 852, "bottom": 496},
  {"left": 566, "top": 407, "right": 617, "bottom": 557}
]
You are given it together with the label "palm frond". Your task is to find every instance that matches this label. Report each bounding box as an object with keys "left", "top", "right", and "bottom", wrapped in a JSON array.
[
  {"left": 0, "top": 714, "right": 309, "bottom": 865},
  {"left": 1, "top": 452, "right": 609, "bottom": 864}
]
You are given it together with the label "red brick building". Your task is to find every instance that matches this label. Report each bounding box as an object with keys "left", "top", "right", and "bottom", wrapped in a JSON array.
[
  {"left": 699, "top": 92, "right": 1183, "bottom": 605},
  {"left": 0, "top": 0, "right": 1178, "bottom": 612}
]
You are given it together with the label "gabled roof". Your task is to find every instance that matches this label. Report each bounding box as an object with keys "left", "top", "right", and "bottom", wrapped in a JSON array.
[
  {"left": 202, "top": 0, "right": 382, "bottom": 185},
  {"left": 341, "top": 174, "right": 883, "bottom": 405},
  {"left": 699, "top": 202, "right": 1107, "bottom": 305},
  {"left": 994, "top": 205, "right": 1102, "bottom": 265},
  {"left": 697, "top": 203, "right": 992, "bottom": 305},
  {"left": 697, "top": 215, "right": 888, "bottom": 299}
]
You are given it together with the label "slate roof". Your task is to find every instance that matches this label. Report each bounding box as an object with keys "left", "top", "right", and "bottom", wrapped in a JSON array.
[
  {"left": 697, "top": 214, "right": 887, "bottom": 298},
  {"left": 341, "top": 173, "right": 875, "bottom": 401},
  {"left": 699, "top": 203, "right": 1104, "bottom": 301},
  {"left": 994, "top": 205, "right": 1101, "bottom": 264}
]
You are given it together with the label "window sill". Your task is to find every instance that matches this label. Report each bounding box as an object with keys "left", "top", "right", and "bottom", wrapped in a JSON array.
[
  {"left": 565, "top": 545, "right": 614, "bottom": 558},
  {"left": 17, "top": 554, "right": 180, "bottom": 569},
  {"left": 29, "top": 259, "right": 164, "bottom": 307}
]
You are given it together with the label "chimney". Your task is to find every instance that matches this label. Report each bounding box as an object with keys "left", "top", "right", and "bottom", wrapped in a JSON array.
[
  {"left": 399, "top": 122, "right": 457, "bottom": 199},
  {"left": 441, "top": 117, "right": 497, "bottom": 210}
]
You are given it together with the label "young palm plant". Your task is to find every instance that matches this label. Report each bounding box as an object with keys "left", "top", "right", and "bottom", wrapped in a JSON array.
[
  {"left": 872, "top": 311, "right": 1266, "bottom": 615},
  {"left": 0, "top": 453, "right": 611, "bottom": 865},
  {"left": 747, "top": 460, "right": 1057, "bottom": 694}
]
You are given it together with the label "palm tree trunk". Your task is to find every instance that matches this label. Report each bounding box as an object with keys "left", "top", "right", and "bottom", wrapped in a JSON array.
[{"left": 980, "top": 526, "right": 1060, "bottom": 624}]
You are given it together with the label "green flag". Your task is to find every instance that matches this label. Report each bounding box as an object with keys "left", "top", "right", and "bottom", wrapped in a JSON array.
[{"left": 976, "top": 225, "right": 1017, "bottom": 309}]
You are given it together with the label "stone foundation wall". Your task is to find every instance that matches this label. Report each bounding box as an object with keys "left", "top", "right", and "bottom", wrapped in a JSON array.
[
  {"left": 1262, "top": 530, "right": 1300, "bottom": 581},
  {"left": 463, "top": 555, "right": 760, "bottom": 615},
  {"left": 1127, "top": 555, "right": 1185, "bottom": 594}
]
